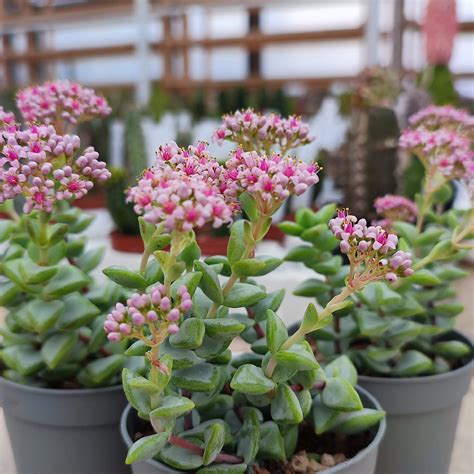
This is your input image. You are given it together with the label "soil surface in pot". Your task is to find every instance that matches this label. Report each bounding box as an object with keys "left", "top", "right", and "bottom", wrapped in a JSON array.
[{"left": 131, "top": 415, "right": 374, "bottom": 473}]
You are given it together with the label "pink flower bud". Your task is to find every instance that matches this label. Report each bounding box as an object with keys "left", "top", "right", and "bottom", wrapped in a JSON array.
[
  {"left": 385, "top": 272, "right": 398, "bottom": 283},
  {"left": 107, "top": 332, "right": 121, "bottom": 342},
  {"left": 180, "top": 299, "right": 192, "bottom": 312},
  {"left": 340, "top": 240, "right": 351, "bottom": 254},
  {"left": 160, "top": 297, "right": 171, "bottom": 311},
  {"left": 104, "top": 320, "right": 119, "bottom": 332},
  {"left": 132, "top": 313, "right": 146, "bottom": 326},
  {"left": 119, "top": 323, "right": 132, "bottom": 335},
  {"left": 168, "top": 324, "right": 179, "bottom": 334},
  {"left": 167, "top": 309, "right": 180, "bottom": 322},
  {"left": 147, "top": 310, "right": 158, "bottom": 322}
]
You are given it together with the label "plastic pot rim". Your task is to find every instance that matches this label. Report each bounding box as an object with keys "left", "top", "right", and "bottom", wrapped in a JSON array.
[
  {"left": 0, "top": 375, "right": 122, "bottom": 397},
  {"left": 120, "top": 385, "right": 386, "bottom": 474}
]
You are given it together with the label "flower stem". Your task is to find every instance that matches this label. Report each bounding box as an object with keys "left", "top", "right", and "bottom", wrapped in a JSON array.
[{"left": 205, "top": 215, "right": 268, "bottom": 319}]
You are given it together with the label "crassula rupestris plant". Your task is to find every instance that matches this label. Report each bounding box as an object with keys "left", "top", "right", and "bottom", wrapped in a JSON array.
[
  {"left": 102, "top": 111, "right": 411, "bottom": 473},
  {"left": 0, "top": 82, "right": 131, "bottom": 388},
  {"left": 281, "top": 104, "right": 473, "bottom": 377}
]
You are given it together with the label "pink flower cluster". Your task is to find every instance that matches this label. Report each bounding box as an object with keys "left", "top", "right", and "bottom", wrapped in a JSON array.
[
  {"left": 400, "top": 128, "right": 473, "bottom": 182},
  {"left": 213, "top": 109, "right": 314, "bottom": 154},
  {"left": 16, "top": 80, "right": 111, "bottom": 129},
  {"left": 374, "top": 194, "right": 417, "bottom": 223},
  {"left": 128, "top": 142, "right": 236, "bottom": 232},
  {"left": 224, "top": 149, "right": 319, "bottom": 215},
  {"left": 329, "top": 209, "right": 413, "bottom": 283},
  {"left": 0, "top": 124, "right": 111, "bottom": 213},
  {"left": 104, "top": 284, "right": 192, "bottom": 342},
  {"left": 409, "top": 105, "right": 474, "bottom": 133}
]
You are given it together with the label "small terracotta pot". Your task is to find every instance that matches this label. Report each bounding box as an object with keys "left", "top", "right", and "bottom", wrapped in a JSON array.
[
  {"left": 110, "top": 231, "right": 145, "bottom": 253},
  {"left": 74, "top": 188, "right": 106, "bottom": 210}
]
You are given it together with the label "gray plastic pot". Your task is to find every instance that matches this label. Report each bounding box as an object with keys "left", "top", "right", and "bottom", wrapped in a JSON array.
[
  {"left": 0, "top": 376, "right": 130, "bottom": 474},
  {"left": 358, "top": 330, "right": 473, "bottom": 474},
  {"left": 120, "top": 385, "right": 386, "bottom": 474}
]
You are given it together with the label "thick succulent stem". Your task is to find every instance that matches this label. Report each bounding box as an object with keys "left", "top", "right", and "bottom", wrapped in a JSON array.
[{"left": 38, "top": 212, "right": 51, "bottom": 266}]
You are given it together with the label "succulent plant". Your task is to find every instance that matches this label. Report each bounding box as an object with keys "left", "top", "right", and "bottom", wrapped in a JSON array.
[
  {"left": 281, "top": 104, "right": 473, "bottom": 377},
  {"left": 102, "top": 111, "right": 398, "bottom": 472},
  {"left": 0, "top": 92, "right": 132, "bottom": 387}
]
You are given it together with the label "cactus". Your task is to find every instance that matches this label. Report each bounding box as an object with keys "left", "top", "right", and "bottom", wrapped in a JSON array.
[{"left": 104, "top": 110, "right": 147, "bottom": 235}]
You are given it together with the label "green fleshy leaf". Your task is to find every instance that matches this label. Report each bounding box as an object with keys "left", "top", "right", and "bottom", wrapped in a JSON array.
[
  {"left": 293, "top": 278, "right": 330, "bottom": 297},
  {"left": 56, "top": 292, "right": 101, "bottom": 330},
  {"left": 102, "top": 266, "right": 147, "bottom": 290},
  {"left": 232, "top": 258, "right": 266, "bottom": 277},
  {"left": 324, "top": 355, "right": 357, "bottom": 385},
  {"left": 284, "top": 245, "right": 319, "bottom": 263},
  {"left": 433, "top": 341, "right": 471, "bottom": 359},
  {"left": 25, "top": 299, "right": 65, "bottom": 333},
  {"left": 266, "top": 310, "right": 288, "bottom": 354},
  {"left": 251, "top": 289, "right": 285, "bottom": 322},
  {"left": 393, "top": 350, "right": 433, "bottom": 376},
  {"left": 311, "top": 395, "right": 340, "bottom": 435},
  {"left": 76, "top": 246, "right": 105, "bottom": 273},
  {"left": 295, "top": 208, "right": 317, "bottom": 228},
  {"left": 192, "top": 288, "right": 213, "bottom": 319},
  {"left": 78, "top": 354, "right": 125, "bottom": 386},
  {"left": 204, "top": 256, "right": 232, "bottom": 277},
  {"left": 1, "top": 345, "right": 44, "bottom": 376},
  {"left": 312, "top": 203, "right": 337, "bottom": 223},
  {"left": 296, "top": 389, "right": 312, "bottom": 417},
  {"left": 170, "top": 318, "right": 205, "bottom": 349},
  {"left": 43, "top": 265, "right": 90, "bottom": 298},
  {"left": 160, "top": 442, "right": 204, "bottom": 470},
  {"left": 433, "top": 302, "right": 464, "bottom": 317},
  {"left": 321, "top": 377, "right": 362, "bottom": 411},
  {"left": 237, "top": 407, "right": 260, "bottom": 464},
  {"left": 407, "top": 269, "right": 442, "bottom": 286},
  {"left": 122, "top": 368, "right": 151, "bottom": 417},
  {"left": 227, "top": 220, "right": 251, "bottom": 266},
  {"left": 230, "top": 364, "right": 275, "bottom": 395},
  {"left": 0, "top": 281, "right": 21, "bottom": 306},
  {"left": 126, "top": 433, "right": 169, "bottom": 464},
  {"left": 392, "top": 221, "right": 417, "bottom": 244},
  {"left": 354, "top": 310, "right": 389, "bottom": 337},
  {"left": 171, "top": 271, "right": 202, "bottom": 299},
  {"left": 151, "top": 395, "right": 195, "bottom": 418},
  {"left": 258, "top": 421, "right": 286, "bottom": 461},
  {"left": 203, "top": 423, "right": 225, "bottom": 465},
  {"left": 128, "top": 375, "right": 161, "bottom": 394},
  {"left": 124, "top": 339, "right": 149, "bottom": 356},
  {"left": 415, "top": 227, "right": 445, "bottom": 246},
  {"left": 312, "top": 256, "right": 343, "bottom": 276},
  {"left": 271, "top": 384, "right": 303, "bottom": 424},
  {"left": 178, "top": 239, "right": 201, "bottom": 270},
  {"left": 332, "top": 408, "right": 385, "bottom": 435},
  {"left": 195, "top": 261, "right": 224, "bottom": 304},
  {"left": 204, "top": 319, "right": 245, "bottom": 341},
  {"left": 162, "top": 341, "right": 200, "bottom": 369},
  {"left": 172, "top": 363, "right": 219, "bottom": 392},
  {"left": 223, "top": 283, "right": 266, "bottom": 308},
  {"left": 41, "top": 331, "right": 78, "bottom": 369},
  {"left": 374, "top": 282, "right": 402, "bottom": 305},
  {"left": 19, "top": 259, "right": 59, "bottom": 284},
  {"left": 278, "top": 221, "right": 303, "bottom": 236},
  {"left": 275, "top": 343, "right": 319, "bottom": 371}
]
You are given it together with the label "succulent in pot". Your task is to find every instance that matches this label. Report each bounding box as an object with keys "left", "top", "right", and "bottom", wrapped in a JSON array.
[
  {"left": 102, "top": 112, "right": 411, "bottom": 473},
  {"left": 0, "top": 82, "right": 132, "bottom": 474},
  {"left": 280, "top": 104, "right": 474, "bottom": 474}
]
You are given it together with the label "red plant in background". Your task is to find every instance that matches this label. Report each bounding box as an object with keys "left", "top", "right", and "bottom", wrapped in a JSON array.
[{"left": 423, "top": 0, "right": 458, "bottom": 65}]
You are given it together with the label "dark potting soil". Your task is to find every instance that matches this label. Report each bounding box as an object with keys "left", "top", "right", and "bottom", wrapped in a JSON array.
[{"left": 131, "top": 415, "right": 374, "bottom": 474}]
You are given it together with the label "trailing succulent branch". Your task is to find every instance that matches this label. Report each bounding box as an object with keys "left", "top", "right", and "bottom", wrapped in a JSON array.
[{"left": 102, "top": 111, "right": 396, "bottom": 473}]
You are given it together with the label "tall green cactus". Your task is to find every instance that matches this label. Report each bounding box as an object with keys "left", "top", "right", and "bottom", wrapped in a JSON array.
[{"left": 105, "top": 110, "right": 147, "bottom": 235}]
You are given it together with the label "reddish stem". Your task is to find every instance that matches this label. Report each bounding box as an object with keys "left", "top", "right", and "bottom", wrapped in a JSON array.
[
  {"left": 290, "top": 381, "right": 326, "bottom": 392},
  {"left": 168, "top": 435, "right": 243, "bottom": 464},
  {"left": 254, "top": 323, "right": 265, "bottom": 339}
]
